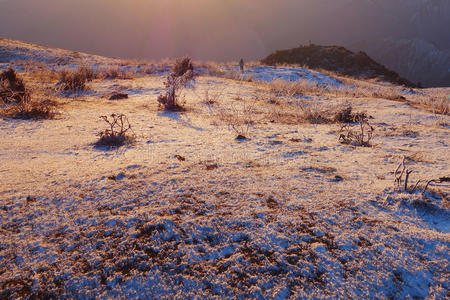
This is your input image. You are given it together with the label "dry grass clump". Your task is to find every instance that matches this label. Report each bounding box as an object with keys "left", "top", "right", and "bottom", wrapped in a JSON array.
[
  {"left": 297, "top": 102, "right": 332, "bottom": 124},
  {"left": 400, "top": 89, "right": 449, "bottom": 116},
  {"left": 95, "top": 113, "right": 135, "bottom": 148},
  {"left": 268, "top": 79, "right": 322, "bottom": 97},
  {"left": 425, "top": 95, "right": 449, "bottom": 115},
  {"left": 333, "top": 105, "right": 368, "bottom": 123},
  {"left": 338, "top": 114, "right": 374, "bottom": 147},
  {"left": 13, "top": 60, "right": 60, "bottom": 82},
  {"left": 157, "top": 57, "right": 195, "bottom": 111},
  {"left": 295, "top": 102, "right": 366, "bottom": 125},
  {"left": 266, "top": 77, "right": 407, "bottom": 101},
  {"left": 263, "top": 90, "right": 368, "bottom": 125},
  {"left": 217, "top": 101, "right": 255, "bottom": 138},
  {"left": 57, "top": 66, "right": 96, "bottom": 92},
  {"left": 196, "top": 61, "right": 227, "bottom": 77},
  {"left": 0, "top": 67, "right": 29, "bottom": 104},
  {"left": 101, "top": 66, "right": 135, "bottom": 80},
  {"left": 1, "top": 95, "right": 57, "bottom": 120},
  {"left": 171, "top": 56, "right": 194, "bottom": 77},
  {"left": 0, "top": 68, "right": 57, "bottom": 119},
  {"left": 197, "top": 61, "right": 254, "bottom": 81}
]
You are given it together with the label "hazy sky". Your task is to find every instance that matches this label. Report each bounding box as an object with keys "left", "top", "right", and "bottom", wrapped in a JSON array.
[{"left": 0, "top": 0, "right": 448, "bottom": 61}]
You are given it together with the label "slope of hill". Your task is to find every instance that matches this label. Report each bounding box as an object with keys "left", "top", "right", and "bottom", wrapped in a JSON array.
[
  {"left": 0, "top": 38, "right": 117, "bottom": 66},
  {"left": 0, "top": 40, "right": 449, "bottom": 298},
  {"left": 261, "top": 45, "right": 415, "bottom": 87},
  {"left": 1, "top": 0, "right": 449, "bottom": 86}
]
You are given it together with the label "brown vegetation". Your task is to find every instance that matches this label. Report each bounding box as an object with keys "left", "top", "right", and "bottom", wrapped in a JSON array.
[
  {"left": 57, "top": 66, "right": 96, "bottom": 92},
  {"left": 100, "top": 66, "right": 135, "bottom": 80},
  {"left": 338, "top": 114, "right": 374, "bottom": 147},
  {"left": 157, "top": 57, "right": 195, "bottom": 110},
  {"left": 0, "top": 68, "right": 56, "bottom": 119},
  {"left": 261, "top": 44, "right": 415, "bottom": 87},
  {"left": 95, "top": 113, "right": 135, "bottom": 148},
  {"left": 217, "top": 101, "right": 255, "bottom": 138},
  {"left": 0, "top": 67, "right": 29, "bottom": 104}
]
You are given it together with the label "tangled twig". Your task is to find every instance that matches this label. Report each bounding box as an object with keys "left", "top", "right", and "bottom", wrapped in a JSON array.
[
  {"left": 96, "top": 113, "right": 135, "bottom": 148},
  {"left": 339, "top": 114, "right": 374, "bottom": 146},
  {"left": 393, "top": 157, "right": 449, "bottom": 194}
]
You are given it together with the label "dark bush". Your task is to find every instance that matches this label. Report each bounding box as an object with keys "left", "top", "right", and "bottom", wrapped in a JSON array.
[
  {"left": 334, "top": 105, "right": 367, "bottom": 123},
  {"left": 57, "top": 66, "right": 96, "bottom": 93},
  {"left": 0, "top": 68, "right": 30, "bottom": 104},
  {"left": 0, "top": 68, "right": 57, "bottom": 120},
  {"left": 95, "top": 113, "right": 135, "bottom": 148},
  {"left": 172, "top": 56, "right": 194, "bottom": 78},
  {"left": 157, "top": 57, "right": 195, "bottom": 110}
]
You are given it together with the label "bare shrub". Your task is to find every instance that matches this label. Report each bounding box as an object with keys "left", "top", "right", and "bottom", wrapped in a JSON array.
[
  {"left": 393, "top": 157, "right": 450, "bottom": 194},
  {"left": 338, "top": 114, "right": 374, "bottom": 146},
  {"left": 101, "top": 66, "right": 135, "bottom": 80},
  {"left": 429, "top": 96, "right": 449, "bottom": 115},
  {"left": 217, "top": 101, "right": 255, "bottom": 138},
  {"left": 57, "top": 66, "right": 95, "bottom": 92},
  {"left": 172, "top": 56, "right": 194, "bottom": 77},
  {"left": 95, "top": 113, "right": 135, "bottom": 148},
  {"left": 0, "top": 68, "right": 57, "bottom": 119},
  {"left": 1, "top": 96, "right": 57, "bottom": 120},
  {"left": 200, "top": 84, "right": 225, "bottom": 105},
  {"left": 157, "top": 57, "right": 195, "bottom": 110},
  {"left": 333, "top": 105, "right": 368, "bottom": 123},
  {"left": 0, "top": 68, "right": 30, "bottom": 104}
]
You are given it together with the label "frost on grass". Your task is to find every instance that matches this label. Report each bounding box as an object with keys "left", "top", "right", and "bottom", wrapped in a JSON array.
[
  {"left": 0, "top": 42, "right": 449, "bottom": 298},
  {"left": 0, "top": 169, "right": 448, "bottom": 299},
  {"left": 0, "top": 67, "right": 57, "bottom": 119},
  {"left": 94, "top": 113, "right": 135, "bottom": 149},
  {"left": 157, "top": 57, "right": 195, "bottom": 111}
]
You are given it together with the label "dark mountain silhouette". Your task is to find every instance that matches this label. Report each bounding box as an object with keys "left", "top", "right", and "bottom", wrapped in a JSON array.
[
  {"left": 261, "top": 44, "right": 415, "bottom": 87},
  {"left": 0, "top": 0, "right": 448, "bottom": 86}
]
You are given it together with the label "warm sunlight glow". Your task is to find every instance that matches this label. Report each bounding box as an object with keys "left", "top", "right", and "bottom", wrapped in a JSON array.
[{"left": 0, "top": 0, "right": 448, "bottom": 298}]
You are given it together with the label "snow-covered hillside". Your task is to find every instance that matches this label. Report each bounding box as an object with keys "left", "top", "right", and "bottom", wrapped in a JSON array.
[{"left": 0, "top": 40, "right": 449, "bottom": 298}]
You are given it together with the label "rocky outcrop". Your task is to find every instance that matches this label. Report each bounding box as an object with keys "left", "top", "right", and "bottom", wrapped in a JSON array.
[{"left": 261, "top": 44, "right": 415, "bottom": 87}]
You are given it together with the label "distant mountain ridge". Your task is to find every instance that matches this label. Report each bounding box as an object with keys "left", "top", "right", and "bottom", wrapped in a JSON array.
[
  {"left": 0, "top": 0, "right": 448, "bottom": 86},
  {"left": 261, "top": 44, "right": 415, "bottom": 87},
  {"left": 352, "top": 38, "right": 450, "bottom": 87},
  {"left": 346, "top": 0, "right": 450, "bottom": 87}
]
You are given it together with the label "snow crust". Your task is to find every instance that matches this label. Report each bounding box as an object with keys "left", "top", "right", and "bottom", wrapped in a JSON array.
[{"left": 0, "top": 43, "right": 449, "bottom": 298}]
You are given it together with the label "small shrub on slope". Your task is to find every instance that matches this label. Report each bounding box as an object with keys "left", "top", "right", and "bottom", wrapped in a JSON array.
[
  {"left": 95, "top": 113, "right": 135, "bottom": 148},
  {"left": 0, "top": 68, "right": 57, "bottom": 119},
  {"left": 157, "top": 57, "right": 195, "bottom": 110},
  {"left": 0, "top": 67, "right": 30, "bottom": 104},
  {"left": 57, "top": 66, "right": 96, "bottom": 93},
  {"left": 338, "top": 114, "right": 374, "bottom": 147},
  {"left": 171, "top": 56, "right": 194, "bottom": 77}
]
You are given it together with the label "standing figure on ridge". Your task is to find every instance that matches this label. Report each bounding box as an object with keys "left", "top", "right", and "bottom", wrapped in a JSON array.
[{"left": 239, "top": 58, "right": 244, "bottom": 73}]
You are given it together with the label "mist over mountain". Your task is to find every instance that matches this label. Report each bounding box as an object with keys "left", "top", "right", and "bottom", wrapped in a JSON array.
[{"left": 0, "top": 0, "right": 448, "bottom": 86}]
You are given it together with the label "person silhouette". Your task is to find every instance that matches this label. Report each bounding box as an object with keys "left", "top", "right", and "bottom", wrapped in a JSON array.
[{"left": 239, "top": 58, "right": 244, "bottom": 73}]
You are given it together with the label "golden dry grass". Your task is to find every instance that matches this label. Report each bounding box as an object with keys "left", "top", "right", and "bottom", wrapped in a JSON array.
[{"left": 0, "top": 89, "right": 58, "bottom": 120}]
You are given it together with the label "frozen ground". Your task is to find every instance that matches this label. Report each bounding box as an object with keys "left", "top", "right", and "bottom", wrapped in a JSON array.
[
  {"left": 0, "top": 40, "right": 449, "bottom": 299},
  {"left": 225, "top": 66, "right": 343, "bottom": 86}
]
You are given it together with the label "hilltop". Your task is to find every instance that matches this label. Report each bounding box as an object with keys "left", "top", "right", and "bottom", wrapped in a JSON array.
[
  {"left": 0, "top": 38, "right": 115, "bottom": 66},
  {"left": 261, "top": 44, "right": 416, "bottom": 87},
  {"left": 0, "top": 39, "right": 449, "bottom": 298},
  {"left": 1, "top": 0, "right": 449, "bottom": 86}
]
